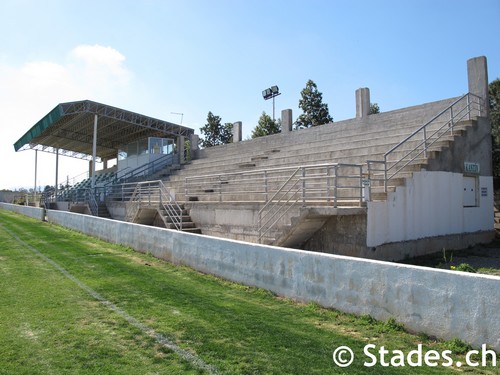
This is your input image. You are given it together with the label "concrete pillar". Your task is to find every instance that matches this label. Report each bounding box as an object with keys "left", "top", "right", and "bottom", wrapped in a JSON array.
[
  {"left": 177, "top": 136, "right": 185, "bottom": 164},
  {"left": 190, "top": 134, "right": 199, "bottom": 150},
  {"left": 282, "top": 109, "right": 293, "bottom": 132},
  {"left": 103, "top": 159, "right": 108, "bottom": 170},
  {"left": 356, "top": 88, "right": 370, "bottom": 119},
  {"left": 467, "top": 56, "right": 489, "bottom": 117},
  {"left": 190, "top": 134, "right": 199, "bottom": 160},
  {"left": 232, "top": 121, "right": 242, "bottom": 143}
]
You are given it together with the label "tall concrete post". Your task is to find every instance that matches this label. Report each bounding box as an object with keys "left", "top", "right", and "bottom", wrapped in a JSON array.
[
  {"left": 177, "top": 136, "right": 185, "bottom": 164},
  {"left": 467, "top": 56, "right": 489, "bottom": 117},
  {"left": 356, "top": 88, "right": 370, "bottom": 119},
  {"left": 190, "top": 134, "right": 199, "bottom": 160},
  {"left": 282, "top": 109, "right": 293, "bottom": 132},
  {"left": 232, "top": 121, "right": 242, "bottom": 143}
]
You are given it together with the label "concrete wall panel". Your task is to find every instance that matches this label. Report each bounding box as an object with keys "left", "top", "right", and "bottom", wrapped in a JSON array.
[
  {"left": 0, "top": 202, "right": 45, "bottom": 221},
  {"left": 36, "top": 208, "right": 500, "bottom": 351}
]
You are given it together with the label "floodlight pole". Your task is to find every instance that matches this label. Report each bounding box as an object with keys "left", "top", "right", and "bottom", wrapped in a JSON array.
[
  {"left": 262, "top": 85, "right": 281, "bottom": 121},
  {"left": 272, "top": 96, "right": 276, "bottom": 121}
]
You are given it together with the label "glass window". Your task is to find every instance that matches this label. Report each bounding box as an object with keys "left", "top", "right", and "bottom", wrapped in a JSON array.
[
  {"left": 162, "top": 138, "right": 174, "bottom": 154},
  {"left": 138, "top": 138, "right": 148, "bottom": 155},
  {"left": 149, "top": 138, "right": 162, "bottom": 154}
]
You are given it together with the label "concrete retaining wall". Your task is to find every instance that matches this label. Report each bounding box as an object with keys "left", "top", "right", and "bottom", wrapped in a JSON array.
[
  {"left": 38, "top": 208, "right": 499, "bottom": 351},
  {"left": 0, "top": 202, "right": 45, "bottom": 221}
]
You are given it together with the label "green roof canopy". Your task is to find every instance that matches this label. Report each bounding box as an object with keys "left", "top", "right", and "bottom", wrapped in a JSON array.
[{"left": 14, "top": 100, "right": 194, "bottom": 161}]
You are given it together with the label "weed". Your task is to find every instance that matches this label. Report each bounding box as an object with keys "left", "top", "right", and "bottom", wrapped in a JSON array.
[
  {"left": 444, "top": 338, "right": 472, "bottom": 354},
  {"left": 450, "top": 263, "right": 477, "bottom": 273},
  {"left": 442, "top": 248, "right": 453, "bottom": 264},
  {"left": 376, "top": 318, "right": 406, "bottom": 334}
]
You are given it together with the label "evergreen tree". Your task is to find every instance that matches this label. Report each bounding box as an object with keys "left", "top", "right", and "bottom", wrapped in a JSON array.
[
  {"left": 221, "top": 122, "right": 233, "bottom": 144},
  {"left": 369, "top": 103, "right": 380, "bottom": 115},
  {"left": 295, "top": 80, "right": 333, "bottom": 128},
  {"left": 252, "top": 112, "right": 281, "bottom": 138},
  {"left": 489, "top": 79, "right": 500, "bottom": 176},
  {"left": 199, "top": 112, "right": 233, "bottom": 147}
]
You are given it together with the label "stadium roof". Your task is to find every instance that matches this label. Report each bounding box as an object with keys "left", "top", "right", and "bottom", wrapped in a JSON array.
[{"left": 14, "top": 100, "right": 194, "bottom": 161}]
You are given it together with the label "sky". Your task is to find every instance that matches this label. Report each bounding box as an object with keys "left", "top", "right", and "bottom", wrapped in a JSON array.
[{"left": 1, "top": 0, "right": 499, "bottom": 191}]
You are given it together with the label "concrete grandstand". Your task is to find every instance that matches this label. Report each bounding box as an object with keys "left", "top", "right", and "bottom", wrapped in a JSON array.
[{"left": 13, "top": 56, "right": 494, "bottom": 261}]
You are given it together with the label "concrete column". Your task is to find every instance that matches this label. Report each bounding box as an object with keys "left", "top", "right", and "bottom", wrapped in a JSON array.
[
  {"left": 282, "top": 109, "right": 293, "bottom": 132},
  {"left": 232, "top": 121, "right": 242, "bottom": 143},
  {"left": 356, "top": 88, "right": 370, "bottom": 119},
  {"left": 190, "top": 134, "right": 199, "bottom": 151},
  {"left": 177, "top": 136, "right": 185, "bottom": 164},
  {"left": 190, "top": 134, "right": 199, "bottom": 160},
  {"left": 467, "top": 56, "right": 489, "bottom": 117}
]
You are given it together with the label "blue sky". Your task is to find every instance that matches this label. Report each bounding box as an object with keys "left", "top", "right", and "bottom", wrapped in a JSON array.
[{"left": 1, "top": 0, "right": 499, "bottom": 190}]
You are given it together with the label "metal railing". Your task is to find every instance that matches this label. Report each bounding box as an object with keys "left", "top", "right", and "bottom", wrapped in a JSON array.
[
  {"left": 185, "top": 163, "right": 363, "bottom": 243},
  {"left": 255, "top": 163, "right": 364, "bottom": 243},
  {"left": 185, "top": 163, "right": 364, "bottom": 205},
  {"left": 111, "top": 153, "right": 179, "bottom": 185},
  {"left": 367, "top": 93, "right": 485, "bottom": 192},
  {"left": 88, "top": 192, "right": 98, "bottom": 216},
  {"left": 118, "top": 180, "right": 183, "bottom": 230}
]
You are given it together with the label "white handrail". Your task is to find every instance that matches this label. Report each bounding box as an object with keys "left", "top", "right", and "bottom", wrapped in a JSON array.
[
  {"left": 120, "top": 180, "right": 183, "bottom": 230},
  {"left": 368, "top": 93, "right": 485, "bottom": 192}
]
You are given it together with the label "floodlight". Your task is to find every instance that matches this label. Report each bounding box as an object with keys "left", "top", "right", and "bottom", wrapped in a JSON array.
[
  {"left": 262, "top": 88, "right": 272, "bottom": 99},
  {"left": 261, "top": 84, "right": 282, "bottom": 120}
]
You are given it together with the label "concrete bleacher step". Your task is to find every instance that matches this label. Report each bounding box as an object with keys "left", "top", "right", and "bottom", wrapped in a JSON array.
[
  {"left": 170, "top": 129, "right": 463, "bottom": 181},
  {"left": 165, "top": 114, "right": 474, "bottom": 206}
]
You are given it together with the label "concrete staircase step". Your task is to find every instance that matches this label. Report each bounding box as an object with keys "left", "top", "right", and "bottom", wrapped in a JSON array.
[{"left": 181, "top": 227, "right": 202, "bottom": 234}]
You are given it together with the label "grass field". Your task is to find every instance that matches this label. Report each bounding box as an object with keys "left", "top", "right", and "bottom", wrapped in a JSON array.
[{"left": 0, "top": 209, "right": 498, "bottom": 374}]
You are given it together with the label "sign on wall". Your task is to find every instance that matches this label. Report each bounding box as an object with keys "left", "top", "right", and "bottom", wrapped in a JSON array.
[{"left": 464, "top": 162, "right": 480, "bottom": 174}]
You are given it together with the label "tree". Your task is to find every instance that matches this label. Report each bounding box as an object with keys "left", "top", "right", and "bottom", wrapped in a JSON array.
[
  {"left": 369, "top": 103, "right": 380, "bottom": 115},
  {"left": 252, "top": 112, "right": 281, "bottom": 138},
  {"left": 489, "top": 79, "right": 500, "bottom": 176},
  {"left": 199, "top": 112, "right": 233, "bottom": 148},
  {"left": 295, "top": 79, "right": 333, "bottom": 128}
]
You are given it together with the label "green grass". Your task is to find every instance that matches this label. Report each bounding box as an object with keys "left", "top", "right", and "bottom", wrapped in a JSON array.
[{"left": 0, "top": 209, "right": 498, "bottom": 374}]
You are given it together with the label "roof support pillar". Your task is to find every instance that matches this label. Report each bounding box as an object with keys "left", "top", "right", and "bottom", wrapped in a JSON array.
[
  {"left": 34, "top": 150, "right": 38, "bottom": 204},
  {"left": 55, "top": 148, "right": 59, "bottom": 199},
  {"left": 91, "top": 114, "right": 98, "bottom": 189}
]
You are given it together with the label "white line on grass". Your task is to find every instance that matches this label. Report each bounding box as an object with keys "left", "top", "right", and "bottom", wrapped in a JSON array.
[{"left": 2, "top": 224, "right": 219, "bottom": 375}]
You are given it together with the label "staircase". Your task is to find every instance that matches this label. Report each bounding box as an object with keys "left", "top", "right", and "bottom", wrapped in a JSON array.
[
  {"left": 154, "top": 204, "right": 201, "bottom": 234},
  {"left": 97, "top": 202, "right": 111, "bottom": 218},
  {"left": 367, "top": 93, "right": 485, "bottom": 200},
  {"left": 124, "top": 180, "right": 201, "bottom": 234},
  {"left": 494, "top": 186, "right": 500, "bottom": 237}
]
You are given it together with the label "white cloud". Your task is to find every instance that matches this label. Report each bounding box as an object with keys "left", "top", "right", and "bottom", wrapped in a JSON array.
[
  {"left": 0, "top": 44, "right": 134, "bottom": 190},
  {"left": 69, "top": 44, "right": 132, "bottom": 92}
]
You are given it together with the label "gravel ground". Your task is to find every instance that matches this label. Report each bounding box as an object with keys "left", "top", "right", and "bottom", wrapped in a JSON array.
[
  {"left": 446, "top": 245, "right": 500, "bottom": 271},
  {"left": 401, "top": 240, "right": 500, "bottom": 275}
]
